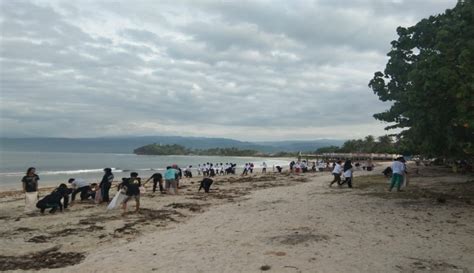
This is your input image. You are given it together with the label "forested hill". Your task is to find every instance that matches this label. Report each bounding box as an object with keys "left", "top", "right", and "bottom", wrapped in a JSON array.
[{"left": 134, "top": 144, "right": 264, "bottom": 156}]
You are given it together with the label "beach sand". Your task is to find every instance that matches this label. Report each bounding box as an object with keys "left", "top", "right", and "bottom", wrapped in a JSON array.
[{"left": 1, "top": 163, "right": 473, "bottom": 272}]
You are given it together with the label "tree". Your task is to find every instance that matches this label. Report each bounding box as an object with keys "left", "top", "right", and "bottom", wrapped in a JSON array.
[
  {"left": 369, "top": 1, "right": 473, "bottom": 158},
  {"left": 316, "top": 145, "right": 340, "bottom": 153}
]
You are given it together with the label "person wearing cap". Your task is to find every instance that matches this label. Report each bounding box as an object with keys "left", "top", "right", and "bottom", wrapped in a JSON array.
[{"left": 389, "top": 157, "right": 406, "bottom": 192}]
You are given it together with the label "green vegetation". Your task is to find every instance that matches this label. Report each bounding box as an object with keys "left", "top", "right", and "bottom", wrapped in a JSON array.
[
  {"left": 316, "top": 135, "right": 397, "bottom": 154},
  {"left": 134, "top": 144, "right": 262, "bottom": 156},
  {"left": 368, "top": 1, "right": 473, "bottom": 159},
  {"left": 134, "top": 144, "right": 189, "bottom": 155}
]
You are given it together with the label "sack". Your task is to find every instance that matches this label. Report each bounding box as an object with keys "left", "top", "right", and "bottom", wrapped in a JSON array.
[
  {"left": 403, "top": 175, "right": 409, "bottom": 187},
  {"left": 107, "top": 190, "right": 127, "bottom": 210},
  {"left": 95, "top": 188, "right": 102, "bottom": 204},
  {"left": 139, "top": 186, "right": 146, "bottom": 194},
  {"left": 25, "top": 192, "right": 38, "bottom": 213}
]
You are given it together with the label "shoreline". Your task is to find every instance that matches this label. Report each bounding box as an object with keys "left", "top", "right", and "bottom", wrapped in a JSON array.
[
  {"left": 1, "top": 163, "right": 472, "bottom": 272},
  {"left": 0, "top": 152, "right": 295, "bottom": 190}
]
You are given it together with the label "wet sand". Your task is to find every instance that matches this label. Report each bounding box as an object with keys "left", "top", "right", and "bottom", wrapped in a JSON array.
[{"left": 1, "top": 163, "right": 473, "bottom": 272}]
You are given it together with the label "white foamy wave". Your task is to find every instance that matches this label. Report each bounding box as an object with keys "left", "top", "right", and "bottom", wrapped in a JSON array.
[
  {"left": 136, "top": 168, "right": 166, "bottom": 171},
  {"left": 39, "top": 168, "right": 123, "bottom": 175},
  {"left": 0, "top": 172, "right": 25, "bottom": 177}
]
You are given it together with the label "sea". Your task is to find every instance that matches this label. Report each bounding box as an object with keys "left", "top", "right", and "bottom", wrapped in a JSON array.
[{"left": 0, "top": 151, "right": 292, "bottom": 190}]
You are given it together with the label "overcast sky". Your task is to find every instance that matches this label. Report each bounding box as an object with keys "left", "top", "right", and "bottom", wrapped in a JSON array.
[{"left": 0, "top": 0, "right": 456, "bottom": 141}]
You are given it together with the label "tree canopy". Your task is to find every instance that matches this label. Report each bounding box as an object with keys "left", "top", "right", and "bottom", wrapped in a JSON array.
[
  {"left": 317, "top": 135, "right": 396, "bottom": 154},
  {"left": 133, "top": 143, "right": 262, "bottom": 156},
  {"left": 369, "top": 1, "right": 473, "bottom": 158}
]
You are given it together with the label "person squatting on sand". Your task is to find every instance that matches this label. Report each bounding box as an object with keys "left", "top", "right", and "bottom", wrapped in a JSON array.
[
  {"left": 198, "top": 178, "right": 213, "bottom": 193},
  {"left": 164, "top": 166, "right": 178, "bottom": 195},
  {"left": 121, "top": 172, "right": 141, "bottom": 213},
  {"left": 330, "top": 160, "right": 343, "bottom": 186},
  {"left": 100, "top": 168, "right": 114, "bottom": 203},
  {"left": 22, "top": 167, "right": 40, "bottom": 213},
  {"left": 36, "top": 184, "right": 72, "bottom": 214},
  {"left": 389, "top": 157, "right": 407, "bottom": 192},
  {"left": 144, "top": 172, "right": 164, "bottom": 193}
]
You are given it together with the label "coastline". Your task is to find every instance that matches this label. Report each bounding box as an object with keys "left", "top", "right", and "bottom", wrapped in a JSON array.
[
  {"left": 0, "top": 151, "right": 294, "bottom": 191},
  {"left": 1, "top": 163, "right": 473, "bottom": 272}
]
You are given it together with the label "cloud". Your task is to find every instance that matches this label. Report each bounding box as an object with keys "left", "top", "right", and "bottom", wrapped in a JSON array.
[{"left": 0, "top": 0, "right": 456, "bottom": 140}]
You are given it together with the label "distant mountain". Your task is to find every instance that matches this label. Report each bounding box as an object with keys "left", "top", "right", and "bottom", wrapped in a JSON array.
[{"left": 0, "top": 136, "right": 344, "bottom": 154}]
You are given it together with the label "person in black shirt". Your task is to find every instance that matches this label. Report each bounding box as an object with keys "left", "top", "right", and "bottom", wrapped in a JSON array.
[
  {"left": 99, "top": 168, "right": 114, "bottom": 203},
  {"left": 22, "top": 167, "right": 40, "bottom": 213},
  {"left": 36, "top": 184, "right": 72, "bottom": 214},
  {"left": 121, "top": 172, "right": 141, "bottom": 213},
  {"left": 382, "top": 166, "right": 393, "bottom": 178},
  {"left": 144, "top": 173, "right": 163, "bottom": 193},
  {"left": 198, "top": 178, "right": 213, "bottom": 193}
]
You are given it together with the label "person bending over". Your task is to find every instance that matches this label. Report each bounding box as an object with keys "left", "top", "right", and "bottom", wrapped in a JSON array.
[
  {"left": 36, "top": 184, "right": 72, "bottom": 214},
  {"left": 68, "top": 178, "right": 92, "bottom": 202},
  {"left": 144, "top": 172, "right": 164, "bottom": 193},
  {"left": 198, "top": 178, "right": 213, "bottom": 193}
]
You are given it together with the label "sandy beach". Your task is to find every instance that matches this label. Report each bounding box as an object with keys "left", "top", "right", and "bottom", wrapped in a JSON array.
[{"left": 1, "top": 163, "right": 473, "bottom": 273}]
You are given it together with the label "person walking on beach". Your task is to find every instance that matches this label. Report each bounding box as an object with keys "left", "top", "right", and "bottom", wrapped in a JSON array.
[
  {"left": 164, "top": 166, "right": 178, "bottom": 194},
  {"left": 330, "top": 160, "right": 343, "bottom": 186},
  {"left": 144, "top": 172, "right": 164, "bottom": 193},
  {"left": 262, "top": 162, "right": 267, "bottom": 173},
  {"left": 121, "top": 172, "right": 141, "bottom": 213},
  {"left": 22, "top": 167, "right": 40, "bottom": 213},
  {"left": 100, "top": 168, "right": 114, "bottom": 203},
  {"left": 389, "top": 157, "right": 406, "bottom": 192},
  {"left": 341, "top": 160, "right": 353, "bottom": 188}
]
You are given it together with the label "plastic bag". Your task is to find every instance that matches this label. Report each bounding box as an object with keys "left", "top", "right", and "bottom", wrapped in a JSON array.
[{"left": 107, "top": 191, "right": 127, "bottom": 210}]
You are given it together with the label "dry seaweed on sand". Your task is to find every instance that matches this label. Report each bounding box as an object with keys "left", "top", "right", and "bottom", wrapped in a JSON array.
[{"left": 0, "top": 246, "right": 85, "bottom": 271}]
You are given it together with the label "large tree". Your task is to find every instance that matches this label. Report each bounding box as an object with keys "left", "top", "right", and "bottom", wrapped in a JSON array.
[{"left": 369, "top": 1, "right": 473, "bottom": 158}]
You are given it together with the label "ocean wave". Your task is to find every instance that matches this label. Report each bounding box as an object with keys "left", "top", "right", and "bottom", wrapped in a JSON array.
[
  {"left": 0, "top": 168, "right": 123, "bottom": 176},
  {"left": 41, "top": 168, "right": 123, "bottom": 175}
]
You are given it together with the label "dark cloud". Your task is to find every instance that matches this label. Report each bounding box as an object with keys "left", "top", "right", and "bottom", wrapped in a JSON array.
[{"left": 0, "top": 0, "right": 456, "bottom": 140}]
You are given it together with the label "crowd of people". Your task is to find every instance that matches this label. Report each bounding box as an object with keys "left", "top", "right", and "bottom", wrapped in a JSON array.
[
  {"left": 195, "top": 162, "right": 238, "bottom": 176},
  {"left": 20, "top": 158, "right": 401, "bottom": 215}
]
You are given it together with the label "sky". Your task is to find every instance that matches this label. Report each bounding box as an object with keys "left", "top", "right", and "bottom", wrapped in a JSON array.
[{"left": 0, "top": 0, "right": 456, "bottom": 141}]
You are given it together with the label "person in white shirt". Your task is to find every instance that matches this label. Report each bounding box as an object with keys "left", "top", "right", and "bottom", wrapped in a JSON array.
[
  {"left": 389, "top": 157, "right": 406, "bottom": 192},
  {"left": 262, "top": 162, "right": 267, "bottom": 173},
  {"left": 68, "top": 178, "right": 92, "bottom": 201},
  {"left": 242, "top": 163, "right": 249, "bottom": 176},
  {"left": 330, "top": 160, "right": 343, "bottom": 186}
]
